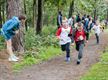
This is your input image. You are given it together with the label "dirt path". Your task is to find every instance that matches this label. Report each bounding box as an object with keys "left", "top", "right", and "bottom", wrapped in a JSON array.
[
  {"left": 0, "top": 50, "right": 13, "bottom": 80},
  {"left": 1, "top": 32, "right": 108, "bottom": 80}
]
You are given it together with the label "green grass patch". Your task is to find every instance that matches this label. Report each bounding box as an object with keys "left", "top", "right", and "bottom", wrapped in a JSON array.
[
  {"left": 38, "top": 46, "right": 61, "bottom": 61},
  {"left": 13, "top": 57, "right": 39, "bottom": 72},
  {"left": 104, "top": 28, "right": 108, "bottom": 33},
  {"left": 0, "top": 36, "right": 5, "bottom": 50},
  {"left": 80, "top": 52, "right": 108, "bottom": 80}
]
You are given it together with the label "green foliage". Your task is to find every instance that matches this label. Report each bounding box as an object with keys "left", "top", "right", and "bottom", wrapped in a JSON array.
[
  {"left": 81, "top": 51, "right": 108, "bottom": 80},
  {"left": 43, "top": 2, "right": 57, "bottom": 25},
  {"left": 13, "top": 57, "right": 39, "bottom": 71},
  {"left": 81, "top": 63, "right": 108, "bottom": 80},
  {"left": 100, "top": 52, "right": 108, "bottom": 64},
  {"left": 38, "top": 46, "right": 61, "bottom": 61},
  {"left": 0, "top": 36, "right": 5, "bottom": 50},
  {"left": 25, "top": 26, "right": 59, "bottom": 50},
  {"left": 42, "top": 25, "right": 57, "bottom": 35}
]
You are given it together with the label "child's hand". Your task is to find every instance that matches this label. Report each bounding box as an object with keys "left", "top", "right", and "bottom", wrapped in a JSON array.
[
  {"left": 86, "top": 40, "right": 88, "bottom": 43},
  {"left": 56, "top": 36, "right": 60, "bottom": 40},
  {"left": 71, "top": 43, "right": 75, "bottom": 46},
  {"left": 15, "top": 30, "right": 19, "bottom": 34}
]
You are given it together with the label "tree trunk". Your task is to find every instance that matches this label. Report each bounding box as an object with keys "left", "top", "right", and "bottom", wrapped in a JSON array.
[
  {"left": 94, "top": 9, "right": 96, "bottom": 20},
  {"left": 68, "top": 0, "right": 74, "bottom": 18},
  {"left": 24, "top": 0, "right": 28, "bottom": 31},
  {"left": 36, "top": 0, "right": 43, "bottom": 34},
  {"left": 33, "top": 0, "right": 37, "bottom": 28},
  {"left": 7, "top": 0, "right": 24, "bottom": 53},
  {"left": 2, "top": 2, "right": 5, "bottom": 24},
  {"left": 0, "top": 5, "right": 2, "bottom": 28},
  {"left": 94, "top": 0, "right": 97, "bottom": 20},
  {"left": 107, "top": 8, "right": 108, "bottom": 20}
]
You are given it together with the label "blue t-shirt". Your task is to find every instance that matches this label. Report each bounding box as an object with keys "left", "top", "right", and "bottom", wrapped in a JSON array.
[{"left": 1, "top": 16, "right": 20, "bottom": 40}]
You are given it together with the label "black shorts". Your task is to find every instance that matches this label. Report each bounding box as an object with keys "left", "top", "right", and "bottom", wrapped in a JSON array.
[
  {"left": 75, "top": 40, "right": 84, "bottom": 51},
  {"left": 61, "top": 44, "right": 66, "bottom": 51}
]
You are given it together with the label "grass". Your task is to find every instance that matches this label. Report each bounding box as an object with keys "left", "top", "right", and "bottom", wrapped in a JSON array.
[
  {"left": 0, "top": 36, "right": 5, "bottom": 50},
  {"left": 80, "top": 50, "right": 108, "bottom": 80},
  {"left": 38, "top": 46, "right": 62, "bottom": 61}
]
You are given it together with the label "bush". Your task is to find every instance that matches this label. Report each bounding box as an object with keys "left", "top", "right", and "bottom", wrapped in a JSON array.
[
  {"left": 0, "top": 36, "right": 5, "bottom": 50},
  {"left": 25, "top": 26, "right": 59, "bottom": 50},
  {"left": 42, "top": 25, "right": 57, "bottom": 36}
]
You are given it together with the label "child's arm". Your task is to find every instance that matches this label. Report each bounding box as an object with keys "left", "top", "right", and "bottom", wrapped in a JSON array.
[
  {"left": 56, "top": 28, "right": 62, "bottom": 40},
  {"left": 15, "top": 30, "right": 19, "bottom": 34}
]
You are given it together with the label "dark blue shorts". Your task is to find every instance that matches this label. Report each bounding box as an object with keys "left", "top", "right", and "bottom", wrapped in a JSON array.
[
  {"left": 1, "top": 29, "right": 14, "bottom": 40},
  {"left": 3, "top": 33, "right": 13, "bottom": 40}
]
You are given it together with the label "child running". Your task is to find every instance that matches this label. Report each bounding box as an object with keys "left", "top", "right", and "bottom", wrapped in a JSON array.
[
  {"left": 92, "top": 21, "right": 101, "bottom": 44},
  {"left": 74, "top": 22, "right": 86, "bottom": 64},
  {"left": 56, "top": 18, "right": 72, "bottom": 62}
]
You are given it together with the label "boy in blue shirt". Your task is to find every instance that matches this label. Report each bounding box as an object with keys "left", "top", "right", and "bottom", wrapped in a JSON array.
[{"left": 1, "top": 15, "right": 26, "bottom": 61}]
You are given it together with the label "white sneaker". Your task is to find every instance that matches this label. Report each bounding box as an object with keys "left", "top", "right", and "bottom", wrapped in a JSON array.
[
  {"left": 65, "top": 57, "right": 71, "bottom": 62},
  {"left": 13, "top": 55, "right": 19, "bottom": 60},
  {"left": 8, "top": 56, "right": 18, "bottom": 62}
]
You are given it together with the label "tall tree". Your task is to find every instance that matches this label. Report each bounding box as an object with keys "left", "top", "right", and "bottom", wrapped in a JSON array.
[
  {"left": 68, "top": 0, "right": 74, "bottom": 18},
  {"left": 7, "top": 0, "right": 25, "bottom": 53},
  {"left": 33, "top": 0, "right": 37, "bottom": 28},
  {"left": 24, "top": 0, "right": 28, "bottom": 31},
  {"left": 36, "top": 0, "right": 43, "bottom": 34},
  {"left": 105, "top": 0, "right": 108, "bottom": 20},
  {"left": 0, "top": 0, "right": 6, "bottom": 28},
  {"left": 0, "top": 5, "right": 2, "bottom": 28},
  {"left": 94, "top": 0, "right": 97, "bottom": 20}
]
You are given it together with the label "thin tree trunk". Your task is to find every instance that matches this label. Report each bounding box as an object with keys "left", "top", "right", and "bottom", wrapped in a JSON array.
[
  {"left": 94, "top": 0, "right": 97, "bottom": 20},
  {"left": 7, "top": 0, "right": 24, "bottom": 53},
  {"left": 107, "top": 8, "right": 108, "bottom": 20},
  {"left": 2, "top": 3, "right": 5, "bottom": 24},
  {"left": 24, "top": 0, "right": 27, "bottom": 31},
  {"left": 33, "top": 0, "right": 37, "bottom": 28},
  {"left": 68, "top": 0, "right": 74, "bottom": 18},
  {"left": 0, "top": 5, "right": 2, "bottom": 28},
  {"left": 36, "top": 0, "right": 43, "bottom": 34},
  {"left": 94, "top": 9, "right": 96, "bottom": 20}
]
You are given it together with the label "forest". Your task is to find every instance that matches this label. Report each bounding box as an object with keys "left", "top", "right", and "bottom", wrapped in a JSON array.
[{"left": 0, "top": 0, "right": 108, "bottom": 80}]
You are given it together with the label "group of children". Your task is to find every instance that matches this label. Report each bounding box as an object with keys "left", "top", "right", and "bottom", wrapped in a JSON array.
[{"left": 56, "top": 14, "right": 101, "bottom": 65}]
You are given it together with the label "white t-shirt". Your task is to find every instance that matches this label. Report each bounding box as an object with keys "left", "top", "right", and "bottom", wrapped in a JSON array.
[
  {"left": 92, "top": 24, "right": 101, "bottom": 35},
  {"left": 60, "top": 27, "right": 71, "bottom": 45},
  {"left": 68, "top": 18, "right": 73, "bottom": 26}
]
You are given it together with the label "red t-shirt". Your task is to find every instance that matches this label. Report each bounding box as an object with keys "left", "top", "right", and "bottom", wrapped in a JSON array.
[{"left": 74, "top": 29, "right": 86, "bottom": 42}]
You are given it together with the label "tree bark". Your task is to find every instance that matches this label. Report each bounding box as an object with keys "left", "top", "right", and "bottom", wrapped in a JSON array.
[
  {"left": 107, "top": 7, "right": 108, "bottom": 20},
  {"left": 94, "top": 0, "right": 97, "bottom": 20},
  {"left": 68, "top": 0, "right": 74, "bottom": 18},
  {"left": 36, "top": 0, "right": 43, "bottom": 34},
  {"left": 2, "top": 2, "right": 5, "bottom": 24},
  {"left": 24, "top": 0, "right": 27, "bottom": 31},
  {"left": 7, "top": 0, "right": 24, "bottom": 53},
  {"left": 0, "top": 5, "right": 2, "bottom": 28},
  {"left": 33, "top": 0, "right": 37, "bottom": 28}
]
